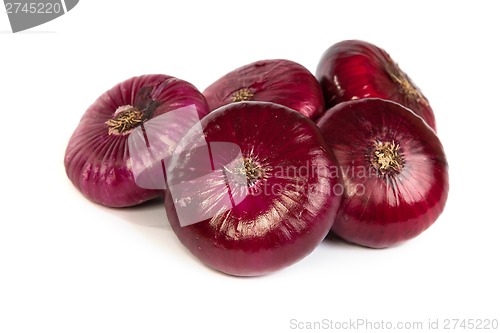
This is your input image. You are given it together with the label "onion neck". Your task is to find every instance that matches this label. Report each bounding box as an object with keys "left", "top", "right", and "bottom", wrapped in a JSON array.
[
  {"left": 231, "top": 88, "right": 254, "bottom": 102},
  {"left": 243, "top": 157, "right": 265, "bottom": 186},
  {"left": 106, "top": 105, "right": 143, "bottom": 135},
  {"left": 224, "top": 156, "right": 268, "bottom": 188},
  {"left": 387, "top": 61, "right": 428, "bottom": 106},
  {"left": 371, "top": 140, "right": 404, "bottom": 176}
]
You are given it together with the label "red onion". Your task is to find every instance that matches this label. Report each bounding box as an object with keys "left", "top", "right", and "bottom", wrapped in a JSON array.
[
  {"left": 317, "top": 98, "right": 448, "bottom": 248},
  {"left": 64, "top": 74, "right": 209, "bottom": 207},
  {"left": 203, "top": 59, "right": 325, "bottom": 119},
  {"left": 316, "top": 40, "right": 437, "bottom": 131},
  {"left": 164, "top": 101, "right": 341, "bottom": 276}
]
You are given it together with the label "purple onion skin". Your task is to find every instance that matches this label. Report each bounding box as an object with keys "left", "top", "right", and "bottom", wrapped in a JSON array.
[
  {"left": 165, "top": 102, "right": 341, "bottom": 276},
  {"left": 203, "top": 59, "right": 325, "bottom": 120},
  {"left": 65, "top": 74, "right": 209, "bottom": 208},
  {"left": 316, "top": 40, "right": 437, "bottom": 131},
  {"left": 317, "top": 98, "right": 448, "bottom": 248}
]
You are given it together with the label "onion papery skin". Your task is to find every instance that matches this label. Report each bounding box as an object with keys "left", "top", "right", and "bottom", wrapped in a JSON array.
[
  {"left": 164, "top": 102, "right": 341, "bottom": 276},
  {"left": 317, "top": 98, "right": 448, "bottom": 248},
  {"left": 203, "top": 59, "right": 325, "bottom": 120},
  {"left": 65, "top": 74, "right": 209, "bottom": 207},
  {"left": 316, "top": 40, "right": 437, "bottom": 131}
]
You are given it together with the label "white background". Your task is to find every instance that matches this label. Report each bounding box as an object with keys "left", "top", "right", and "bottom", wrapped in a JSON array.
[{"left": 1, "top": 1, "right": 499, "bottom": 332}]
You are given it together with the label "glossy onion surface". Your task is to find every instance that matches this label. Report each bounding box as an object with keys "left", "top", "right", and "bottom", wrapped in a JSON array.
[
  {"left": 65, "top": 74, "right": 209, "bottom": 207},
  {"left": 316, "top": 39, "right": 437, "bottom": 131},
  {"left": 317, "top": 98, "right": 448, "bottom": 248},
  {"left": 203, "top": 59, "right": 325, "bottom": 119},
  {"left": 164, "top": 102, "right": 341, "bottom": 276}
]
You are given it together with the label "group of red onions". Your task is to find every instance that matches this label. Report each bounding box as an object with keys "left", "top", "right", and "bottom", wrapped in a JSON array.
[{"left": 65, "top": 40, "right": 449, "bottom": 276}]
